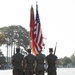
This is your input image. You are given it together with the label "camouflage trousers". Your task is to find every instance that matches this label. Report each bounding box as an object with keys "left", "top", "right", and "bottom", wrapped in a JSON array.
[
  {"left": 25, "top": 69, "right": 34, "bottom": 75},
  {"left": 13, "top": 68, "right": 23, "bottom": 75},
  {"left": 36, "top": 69, "right": 44, "bottom": 75},
  {"left": 47, "top": 69, "right": 57, "bottom": 75}
]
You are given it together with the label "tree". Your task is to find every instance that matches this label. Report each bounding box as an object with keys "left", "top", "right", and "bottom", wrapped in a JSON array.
[
  {"left": 62, "top": 56, "right": 72, "bottom": 66},
  {"left": 0, "top": 25, "right": 30, "bottom": 51},
  {"left": 0, "top": 49, "right": 7, "bottom": 65},
  {"left": 71, "top": 54, "right": 75, "bottom": 66},
  {"left": 0, "top": 32, "right": 6, "bottom": 46}
]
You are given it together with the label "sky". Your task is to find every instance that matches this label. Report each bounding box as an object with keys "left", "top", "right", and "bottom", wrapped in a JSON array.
[{"left": 0, "top": 0, "right": 75, "bottom": 58}]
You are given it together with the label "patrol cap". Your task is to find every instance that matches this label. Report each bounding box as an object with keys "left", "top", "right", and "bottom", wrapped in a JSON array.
[
  {"left": 16, "top": 47, "right": 20, "bottom": 52},
  {"left": 49, "top": 48, "right": 53, "bottom": 52},
  {"left": 27, "top": 49, "right": 31, "bottom": 53}
]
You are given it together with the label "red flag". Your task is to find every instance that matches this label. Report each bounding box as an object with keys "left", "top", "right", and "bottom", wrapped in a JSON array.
[{"left": 30, "top": 6, "right": 36, "bottom": 55}]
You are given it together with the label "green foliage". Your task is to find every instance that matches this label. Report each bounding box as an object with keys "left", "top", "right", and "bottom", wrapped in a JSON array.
[
  {"left": 0, "top": 32, "right": 6, "bottom": 46},
  {"left": 70, "top": 54, "right": 75, "bottom": 66},
  {"left": 0, "top": 25, "right": 30, "bottom": 51},
  {"left": 0, "top": 49, "right": 7, "bottom": 65},
  {"left": 62, "top": 56, "right": 72, "bottom": 66},
  {"left": 58, "top": 53, "right": 75, "bottom": 67}
]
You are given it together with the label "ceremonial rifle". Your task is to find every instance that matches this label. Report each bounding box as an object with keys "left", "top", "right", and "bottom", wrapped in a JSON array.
[{"left": 54, "top": 42, "right": 57, "bottom": 55}]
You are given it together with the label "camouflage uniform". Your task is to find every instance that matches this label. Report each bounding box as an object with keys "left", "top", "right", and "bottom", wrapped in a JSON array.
[
  {"left": 46, "top": 54, "right": 57, "bottom": 75},
  {"left": 12, "top": 52, "right": 24, "bottom": 75},
  {"left": 36, "top": 53, "right": 45, "bottom": 75},
  {"left": 25, "top": 53, "right": 36, "bottom": 75}
]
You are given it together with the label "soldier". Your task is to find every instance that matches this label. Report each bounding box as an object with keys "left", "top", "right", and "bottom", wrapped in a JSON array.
[
  {"left": 36, "top": 50, "right": 45, "bottom": 75},
  {"left": 24, "top": 49, "right": 36, "bottom": 75},
  {"left": 12, "top": 48, "right": 24, "bottom": 75},
  {"left": 46, "top": 48, "right": 58, "bottom": 75}
]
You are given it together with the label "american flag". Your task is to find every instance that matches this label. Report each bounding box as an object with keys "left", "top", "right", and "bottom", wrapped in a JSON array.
[
  {"left": 34, "top": 4, "right": 44, "bottom": 54},
  {"left": 30, "top": 4, "right": 44, "bottom": 55}
]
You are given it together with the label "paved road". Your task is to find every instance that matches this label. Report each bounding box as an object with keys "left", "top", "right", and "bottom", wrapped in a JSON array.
[{"left": 0, "top": 68, "right": 75, "bottom": 75}]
